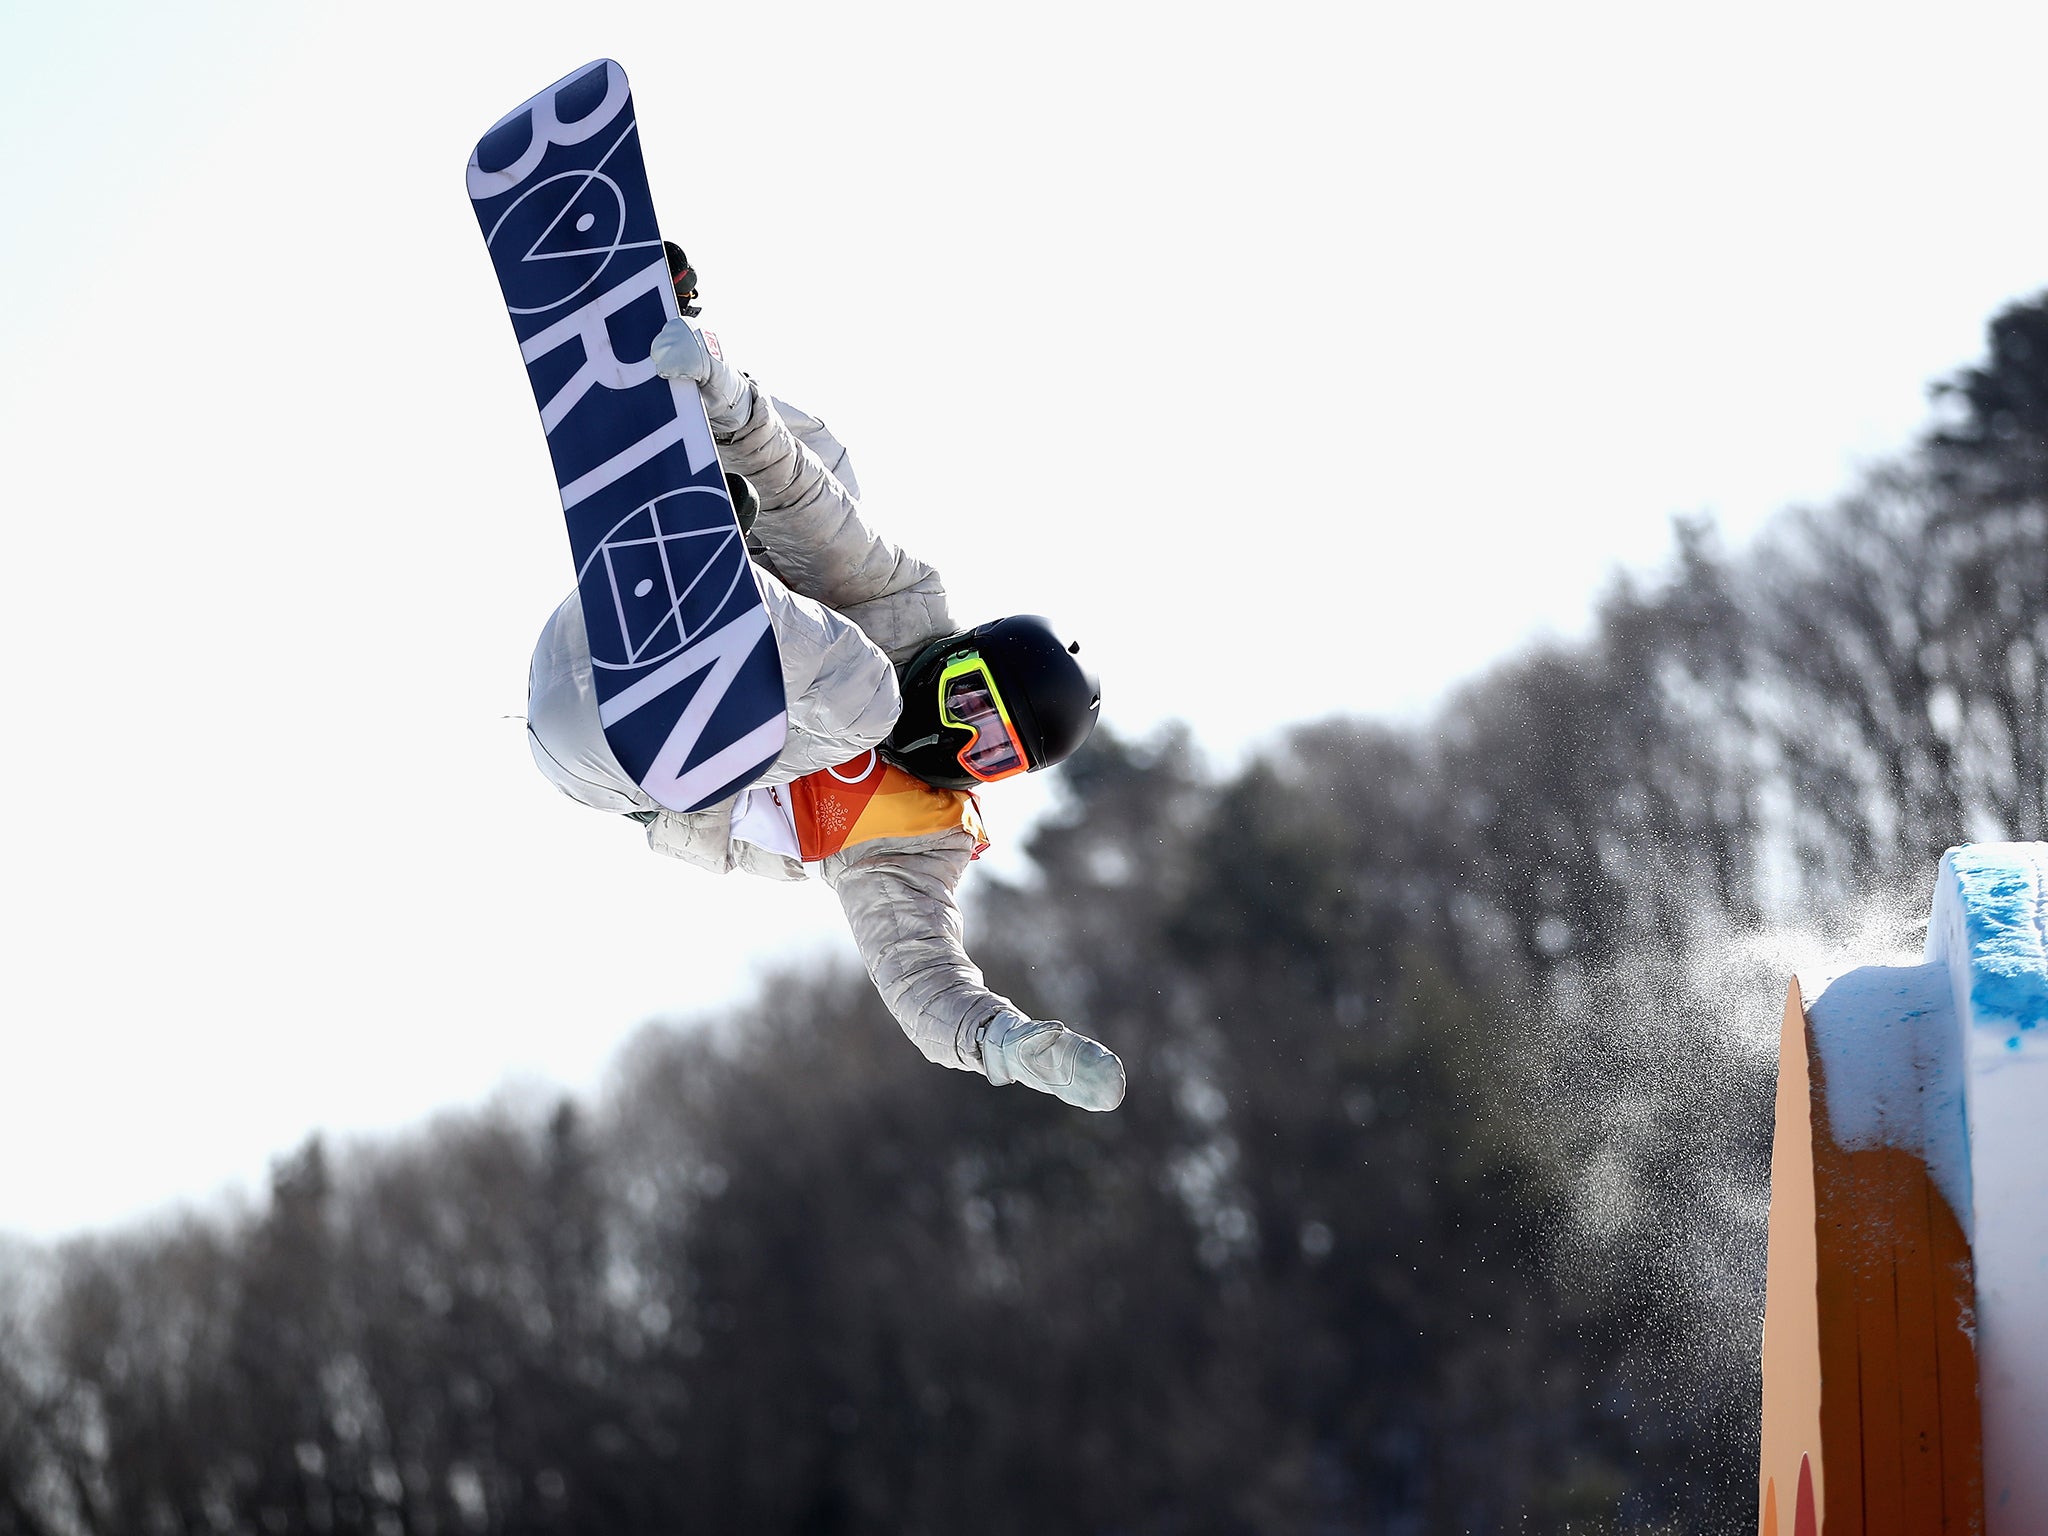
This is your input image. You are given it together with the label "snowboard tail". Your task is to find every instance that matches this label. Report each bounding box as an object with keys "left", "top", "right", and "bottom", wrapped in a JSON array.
[{"left": 468, "top": 60, "right": 785, "bottom": 813}]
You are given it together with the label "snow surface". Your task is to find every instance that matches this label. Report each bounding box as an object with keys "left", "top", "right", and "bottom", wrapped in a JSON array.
[
  {"left": 1932, "top": 843, "right": 2048, "bottom": 1052},
  {"left": 1803, "top": 963, "right": 1969, "bottom": 1233},
  {"left": 1925, "top": 843, "right": 2048, "bottom": 1536}
]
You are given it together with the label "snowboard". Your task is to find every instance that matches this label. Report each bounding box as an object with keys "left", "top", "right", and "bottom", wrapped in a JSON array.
[{"left": 467, "top": 59, "right": 786, "bottom": 813}]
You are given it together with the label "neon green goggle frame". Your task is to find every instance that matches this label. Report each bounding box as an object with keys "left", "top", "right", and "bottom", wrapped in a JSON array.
[{"left": 937, "top": 652, "right": 1031, "bottom": 782}]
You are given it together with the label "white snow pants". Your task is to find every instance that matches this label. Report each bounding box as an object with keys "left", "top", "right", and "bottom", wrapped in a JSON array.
[{"left": 526, "top": 569, "right": 904, "bottom": 816}]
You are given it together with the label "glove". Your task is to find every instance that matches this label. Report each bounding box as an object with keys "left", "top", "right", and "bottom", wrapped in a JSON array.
[
  {"left": 978, "top": 1010, "right": 1126, "bottom": 1112},
  {"left": 649, "top": 318, "right": 751, "bottom": 429},
  {"left": 649, "top": 316, "right": 714, "bottom": 383}
]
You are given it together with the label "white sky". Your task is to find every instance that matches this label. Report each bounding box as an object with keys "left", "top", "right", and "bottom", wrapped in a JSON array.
[{"left": 5, "top": 1, "right": 2047, "bottom": 1240}]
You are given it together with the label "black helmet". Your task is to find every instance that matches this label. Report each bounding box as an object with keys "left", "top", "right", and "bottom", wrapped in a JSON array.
[{"left": 883, "top": 615, "right": 1101, "bottom": 790}]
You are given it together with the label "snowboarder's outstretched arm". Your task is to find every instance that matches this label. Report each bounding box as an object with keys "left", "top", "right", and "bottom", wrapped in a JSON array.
[
  {"left": 652, "top": 320, "right": 1121, "bottom": 1111},
  {"left": 822, "top": 834, "right": 1126, "bottom": 1112},
  {"left": 652, "top": 320, "right": 952, "bottom": 664}
]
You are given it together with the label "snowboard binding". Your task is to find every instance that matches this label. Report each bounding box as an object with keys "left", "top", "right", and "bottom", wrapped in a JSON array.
[{"left": 664, "top": 241, "right": 702, "bottom": 318}]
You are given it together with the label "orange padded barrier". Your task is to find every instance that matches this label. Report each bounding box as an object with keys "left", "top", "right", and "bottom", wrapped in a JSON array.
[{"left": 1756, "top": 980, "right": 1981, "bottom": 1536}]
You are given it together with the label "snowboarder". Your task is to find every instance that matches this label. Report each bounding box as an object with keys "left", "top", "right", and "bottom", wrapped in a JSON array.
[{"left": 525, "top": 268, "right": 1124, "bottom": 1112}]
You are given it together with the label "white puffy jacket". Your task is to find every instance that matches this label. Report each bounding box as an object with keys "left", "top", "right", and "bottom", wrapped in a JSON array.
[{"left": 525, "top": 380, "right": 1019, "bottom": 1074}]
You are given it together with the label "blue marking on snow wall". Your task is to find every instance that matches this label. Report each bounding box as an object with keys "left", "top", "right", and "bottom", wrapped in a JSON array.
[{"left": 1947, "top": 845, "right": 2048, "bottom": 1043}]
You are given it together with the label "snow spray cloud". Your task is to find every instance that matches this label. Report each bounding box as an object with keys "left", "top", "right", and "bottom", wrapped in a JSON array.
[{"left": 1509, "top": 879, "right": 1928, "bottom": 1428}]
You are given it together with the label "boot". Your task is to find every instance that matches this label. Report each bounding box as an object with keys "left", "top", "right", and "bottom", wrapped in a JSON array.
[{"left": 663, "top": 241, "right": 701, "bottom": 316}]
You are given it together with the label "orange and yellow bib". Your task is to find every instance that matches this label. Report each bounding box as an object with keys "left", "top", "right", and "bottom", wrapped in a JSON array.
[{"left": 731, "top": 750, "right": 988, "bottom": 863}]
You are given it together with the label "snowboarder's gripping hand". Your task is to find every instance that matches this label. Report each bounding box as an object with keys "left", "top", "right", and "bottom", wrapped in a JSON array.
[{"left": 651, "top": 318, "right": 750, "bottom": 431}]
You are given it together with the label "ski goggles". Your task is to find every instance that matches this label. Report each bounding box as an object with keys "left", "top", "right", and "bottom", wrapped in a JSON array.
[{"left": 938, "top": 653, "right": 1031, "bottom": 783}]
